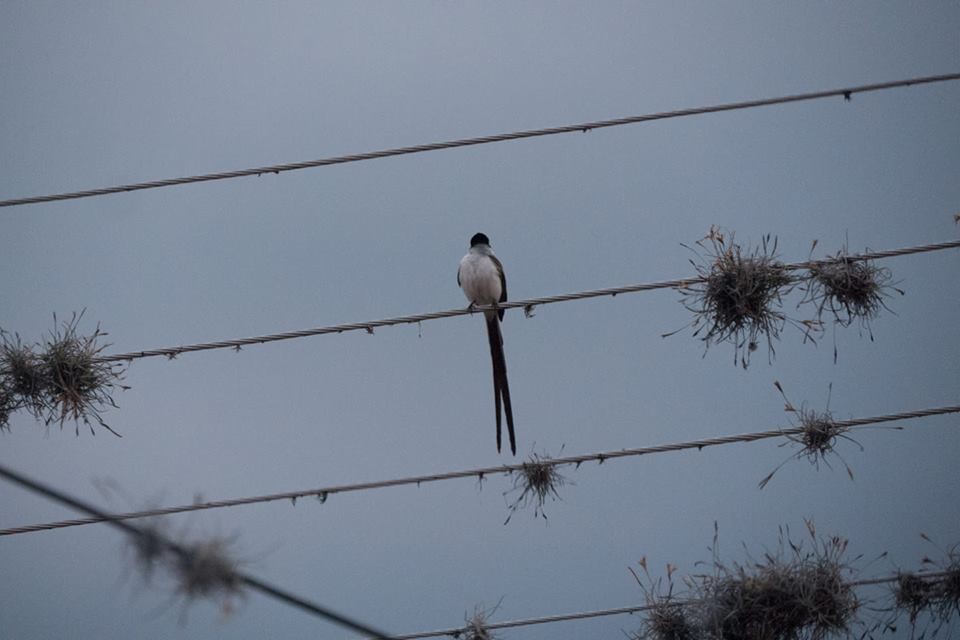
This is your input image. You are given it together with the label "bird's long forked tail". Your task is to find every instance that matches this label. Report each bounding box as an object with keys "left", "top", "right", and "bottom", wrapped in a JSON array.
[{"left": 485, "top": 313, "right": 516, "bottom": 455}]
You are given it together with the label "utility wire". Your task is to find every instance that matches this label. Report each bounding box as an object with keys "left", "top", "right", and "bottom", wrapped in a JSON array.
[
  {"left": 3, "top": 404, "right": 956, "bottom": 537},
  {"left": 0, "top": 464, "right": 395, "bottom": 639},
  {"left": 390, "top": 570, "right": 956, "bottom": 639},
  {"left": 98, "top": 238, "right": 960, "bottom": 362},
  {"left": 2, "top": 72, "right": 958, "bottom": 209}
]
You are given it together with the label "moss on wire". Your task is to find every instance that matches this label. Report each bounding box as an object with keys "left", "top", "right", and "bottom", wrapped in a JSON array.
[
  {"left": 803, "top": 245, "right": 902, "bottom": 329},
  {"left": 0, "top": 312, "right": 127, "bottom": 435},
  {"left": 0, "top": 382, "right": 15, "bottom": 432},
  {"left": 629, "top": 559, "right": 697, "bottom": 640},
  {"left": 759, "top": 382, "right": 874, "bottom": 489},
  {"left": 117, "top": 502, "right": 248, "bottom": 618},
  {"left": 672, "top": 227, "right": 794, "bottom": 369},
  {"left": 131, "top": 525, "right": 168, "bottom": 581},
  {"left": 173, "top": 537, "right": 244, "bottom": 604},
  {"left": 882, "top": 536, "right": 960, "bottom": 637},
  {"left": 0, "top": 333, "right": 45, "bottom": 423},
  {"left": 800, "top": 243, "right": 903, "bottom": 362},
  {"left": 133, "top": 532, "right": 245, "bottom": 616},
  {"left": 632, "top": 522, "right": 861, "bottom": 640},
  {"left": 458, "top": 604, "right": 500, "bottom": 640},
  {"left": 502, "top": 451, "right": 569, "bottom": 524}
]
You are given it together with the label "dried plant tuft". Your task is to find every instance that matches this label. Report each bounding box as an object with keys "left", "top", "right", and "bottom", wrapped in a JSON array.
[
  {"left": 629, "top": 522, "right": 860, "bottom": 640},
  {"left": 459, "top": 604, "right": 500, "bottom": 640},
  {"left": 0, "top": 332, "right": 45, "bottom": 421},
  {"left": 801, "top": 242, "right": 903, "bottom": 362},
  {"left": 503, "top": 450, "right": 569, "bottom": 524},
  {"left": 126, "top": 521, "right": 170, "bottom": 583},
  {"left": 697, "top": 521, "right": 859, "bottom": 640},
  {"left": 38, "top": 312, "right": 128, "bottom": 435},
  {"left": 0, "top": 313, "right": 128, "bottom": 435},
  {"left": 884, "top": 536, "right": 960, "bottom": 637},
  {"left": 173, "top": 537, "right": 243, "bottom": 603},
  {"left": 759, "top": 382, "right": 869, "bottom": 489},
  {"left": 672, "top": 227, "right": 794, "bottom": 368},
  {"left": 629, "top": 559, "right": 697, "bottom": 640},
  {"left": 0, "top": 382, "right": 16, "bottom": 432}
]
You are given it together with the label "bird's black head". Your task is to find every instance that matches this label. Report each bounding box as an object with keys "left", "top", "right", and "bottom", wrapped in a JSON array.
[{"left": 470, "top": 232, "right": 490, "bottom": 247}]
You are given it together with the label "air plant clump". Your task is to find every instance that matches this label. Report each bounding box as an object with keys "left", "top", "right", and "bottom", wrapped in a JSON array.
[
  {"left": 0, "top": 332, "right": 45, "bottom": 420},
  {"left": 643, "top": 598, "right": 697, "bottom": 640},
  {"left": 886, "top": 538, "right": 960, "bottom": 636},
  {"left": 629, "top": 559, "right": 698, "bottom": 640},
  {"left": 458, "top": 605, "right": 500, "bottom": 640},
  {"left": 121, "top": 512, "right": 246, "bottom": 618},
  {"left": 0, "top": 381, "right": 16, "bottom": 431},
  {"left": 802, "top": 245, "right": 902, "bottom": 333},
  {"left": 126, "top": 521, "right": 170, "bottom": 583},
  {"left": 502, "top": 451, "right": 569, "bottom": 524},
  {"left": 0, "top": 313, "right": 128, "bottom": 435},
  {"left": 759, "top": 382, "right": 866, "bottom": 489},
  {"left": 674, "top": 227, "right": 794, "bottom": 368},
  {"left": 894, "top": 573, "right": 938, "bottom": 625},
  {"left": 696, "top": 521, "right": 860, "bottom": 640},
  {"left": 38, "top": 313, "right": 128, "bottom": 435},
  {"left": 629, "top": 523, "right": 860, "bottom": 640},
  {"left": 173, "top": 537, "right": 243, "bottom": 604}
]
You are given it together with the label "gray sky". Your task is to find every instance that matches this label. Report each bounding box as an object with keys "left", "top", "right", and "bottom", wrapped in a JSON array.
[{"left": 1, "top": 2, "right": 958, "bottom": 638}]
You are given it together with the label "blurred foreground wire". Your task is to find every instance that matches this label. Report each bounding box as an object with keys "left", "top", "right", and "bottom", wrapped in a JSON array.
[{"left": 0, "top": 464, "right": 395, "bottom": 639}]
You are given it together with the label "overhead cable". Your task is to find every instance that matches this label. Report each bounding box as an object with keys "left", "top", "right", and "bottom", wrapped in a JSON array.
[
  {"left": 2, "top": 73, "right": 958, "bottom": 208},
  {"left": 98, "top": 238, "right": 960, "bottom": 362},
  {"left": 390, "top": 570, "right": 956, "bottom": 639},
  {"left": 2, "top": 403, "right": 956, "bottom": 537}
]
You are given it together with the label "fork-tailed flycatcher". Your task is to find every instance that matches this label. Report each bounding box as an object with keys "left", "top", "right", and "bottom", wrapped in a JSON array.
[{"left": 458, "top": 232, "right": 516, "bottom": 455}]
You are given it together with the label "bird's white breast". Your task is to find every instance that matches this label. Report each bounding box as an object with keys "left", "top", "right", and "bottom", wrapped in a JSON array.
[{"left": 459, "top": 252, "right": 502, "bottom": 305}]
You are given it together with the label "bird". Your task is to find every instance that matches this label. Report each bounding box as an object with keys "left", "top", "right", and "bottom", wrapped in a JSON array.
[{"left": 457, "top": 232, "right": 516, "bottom": 455}]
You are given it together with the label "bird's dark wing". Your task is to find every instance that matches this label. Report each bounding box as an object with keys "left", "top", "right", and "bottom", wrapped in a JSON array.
[{"left": 490, "top": 254, "right": 507, "bottom": 321}]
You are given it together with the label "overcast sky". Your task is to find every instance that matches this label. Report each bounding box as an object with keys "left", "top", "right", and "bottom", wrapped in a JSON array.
[{"left": 1, "top": 3, "right": 958, "bottom": 639}]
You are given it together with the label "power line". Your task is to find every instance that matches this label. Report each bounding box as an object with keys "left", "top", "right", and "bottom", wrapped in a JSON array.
[
  {"left": 0, "top": 464, "right": 395, "bottom": 639},
  {"left": 390, "top": 570, "right": 956, "bottom": 639},
  {"left": 98, "top": 238, "right": 960, "bottom": 362},
  {"left": 3, "top": 403, "right": 956, "bottom": 537},
  {"left": 2, "top": 72, "right": 958, "bottom": 209}
]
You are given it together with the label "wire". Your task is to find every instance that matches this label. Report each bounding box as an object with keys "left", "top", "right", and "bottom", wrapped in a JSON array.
[
  {"left": 0, "top": 464, "right": 395, "bottom": 639},
  {"left": 3, "top": 403, "right": 956, "bottom": 537},
  {"left": 2, "top": 73, "right": 958, "bottom": 209},
  {"left": 98, "top": 238, "right": 960, "bottom": 362},
  {"left": 390, "top": 570, "right": 956, "bottom": 639}
]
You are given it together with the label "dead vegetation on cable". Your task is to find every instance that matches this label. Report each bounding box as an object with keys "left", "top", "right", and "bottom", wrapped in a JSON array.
[
  {"left": 876, "top": 535, "right": 960, "bottom": 638},
  {"left": 800, "top": 242, "right": 903, "bottom": 362},
  {"left": 669, "top": 228, "right": 906, "bottom": 367},
  {"left": 458, "top": 604, "right": 501, "bottom": 640},
  {"left": 629, "top": 559, "right": 697, "bottom": 640},
  {"left": 0, "top": 312, "right": 127, "bottom": 434},
  {"left": 502, "top": 450, "right": 569, "bottom": 524},
  {"left": 631, "top": 521, "right": 862, "bottom": 640},
  {"left": 672, "top": 227, "right": 795, "bottom": 368},
  {"left": 758, "top": 382, "right": 876, "bottom": 489},
  {"left": 124, "top": 519, "right": 245, "bottom": 619},
  {"left": 173, "top": 536, "right": 244, "bottom": 604}
]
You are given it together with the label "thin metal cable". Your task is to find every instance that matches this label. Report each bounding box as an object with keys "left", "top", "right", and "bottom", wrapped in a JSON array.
[
  {"left": 98, "top": 238, "right": 960, "bottom": 362},
  {"left": 391, "top": 570, "right": 957, "bottom": 639},
  {"left": 0, "top": 464, "right": 395, "bottom": 639},
  {"left": 3, "top": 404, "right": 956, "bottom": 537},
  {"left": 2, "top": 73, "right": 958, "bottom": 208}
]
